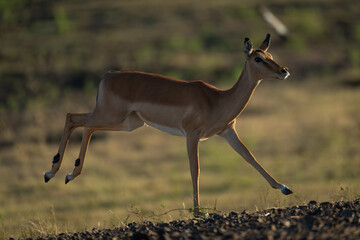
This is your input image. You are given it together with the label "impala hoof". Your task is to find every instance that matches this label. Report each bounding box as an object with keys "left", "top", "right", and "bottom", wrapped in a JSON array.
[
  {"left": 44, "top": 172, "right": 54, "bottom": 183},
  {"left": 65, "top": 174, "right": 73, "bottom": 184},
  {"left": 281, "top": 185, "right": 293, "bottom": 195}
]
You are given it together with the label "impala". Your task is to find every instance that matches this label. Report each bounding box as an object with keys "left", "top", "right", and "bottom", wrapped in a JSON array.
[{"left": 44, "top": 34, "right": 292, "bottom": 214}]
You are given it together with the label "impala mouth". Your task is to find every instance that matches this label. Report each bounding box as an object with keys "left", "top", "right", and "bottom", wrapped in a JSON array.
[{"left": 279, "top": 69, "right": 290, "bottom": 80}]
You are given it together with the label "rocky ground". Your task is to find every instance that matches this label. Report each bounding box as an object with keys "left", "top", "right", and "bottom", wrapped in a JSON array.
[{"left": 31, "top": 199, "right": 359, "bottom": 240}]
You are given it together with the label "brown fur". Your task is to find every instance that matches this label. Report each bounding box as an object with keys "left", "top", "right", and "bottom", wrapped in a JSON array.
[
  {"left": 45, "top": 34, "right": 291, "bottom": 215},
  {"left": 103, "top": 70, "right": 222, "bottom": 106}
]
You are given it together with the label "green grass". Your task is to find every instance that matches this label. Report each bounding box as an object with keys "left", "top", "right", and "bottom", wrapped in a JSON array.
[{"left": 1, "top": 79, "right": 360, "bottom": 238}]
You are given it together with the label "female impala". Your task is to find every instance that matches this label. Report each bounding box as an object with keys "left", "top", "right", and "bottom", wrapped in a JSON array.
[{"left": 45, "top": 34, "right": 292, "bottom": 214}]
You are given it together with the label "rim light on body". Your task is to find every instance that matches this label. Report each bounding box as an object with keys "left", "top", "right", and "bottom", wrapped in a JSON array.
[{"left": 44, "top": 34, "right": 292, "bottom": 215}]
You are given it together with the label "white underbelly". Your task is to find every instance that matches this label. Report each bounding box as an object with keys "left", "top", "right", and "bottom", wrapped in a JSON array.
[{"left": 137, "top": 113, "right": 185, "bottom": 137}]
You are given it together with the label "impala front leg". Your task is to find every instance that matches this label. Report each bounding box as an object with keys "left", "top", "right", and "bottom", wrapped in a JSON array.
[
  {"left": 65, "top": 127, "right": 94, "bottom": 184},
  {"left": 186, "top": 133, "right": 201, "bottom": 216},
  {"left": 220, "top": 126, "right": 292, "bottom": 195}
]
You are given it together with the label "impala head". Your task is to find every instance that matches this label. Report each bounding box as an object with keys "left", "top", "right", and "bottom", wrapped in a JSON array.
[{"left": 243, "top": 34, "right": 290, "bottom": 80}]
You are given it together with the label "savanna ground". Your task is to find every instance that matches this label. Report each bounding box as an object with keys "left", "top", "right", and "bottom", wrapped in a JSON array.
[{"left": 1, "top": 0, "right": 360, "bottom": 238}]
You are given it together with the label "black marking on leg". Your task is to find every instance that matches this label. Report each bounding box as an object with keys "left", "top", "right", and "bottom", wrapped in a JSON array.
[
  {"left": 52, "top": 153, "right": 60, "bottom": 164},
  {"left": 75, "top": 158, "right": 80, "bottom": 167}
]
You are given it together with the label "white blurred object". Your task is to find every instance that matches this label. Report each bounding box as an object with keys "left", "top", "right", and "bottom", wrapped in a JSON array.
[{"left": 260, "top": 6, "right": 289, "bottom": 39}]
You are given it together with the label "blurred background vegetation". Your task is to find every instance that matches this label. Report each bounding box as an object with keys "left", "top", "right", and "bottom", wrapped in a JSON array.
[{"left": 0, "top": 0, "right": 360, "bottom": 238}]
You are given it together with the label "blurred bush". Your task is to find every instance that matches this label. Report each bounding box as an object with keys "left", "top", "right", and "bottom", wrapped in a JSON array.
[{"left": 0, "top": 0, "right": 359, "bottom": 139}]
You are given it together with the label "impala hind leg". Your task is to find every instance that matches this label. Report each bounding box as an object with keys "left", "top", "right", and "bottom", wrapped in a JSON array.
[
  {"left": 64, "top": 112, "right": 144, "bottom": 184},
  {"left": 44, "top": 113, "right": 90, "bottom": 183},
  {"left": 220, "top": 126, "right": 293, "bottom": 195},
  {"left": 65, "top": 127, "right": 94, "bottom": 184}
]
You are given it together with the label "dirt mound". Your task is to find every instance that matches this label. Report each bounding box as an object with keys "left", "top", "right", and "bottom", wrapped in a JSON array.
[{"left": 34, "top": 199, "right": 360, "bottom": 240}]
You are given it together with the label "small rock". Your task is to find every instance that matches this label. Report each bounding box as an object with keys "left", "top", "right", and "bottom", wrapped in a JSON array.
[
  {"left": 147, "top": 230, "right": 157, "bottom": 236},
  {"left": 229, "top": 211, "right": 238, "bottom": 218},
  {"left": 340, "top": 209, "right": 354, "bottom": 218},
  {"left": 320, "top": 202, "right": 332, "bottom": 207},
  {"left": 298, "top": 205, "right": 307, "bottom": 210},
  {"left": 283, "top": 220, "right": 291, "bottom": 228},
  {"left": 163, "top": 226, "right": 171, "bottom": 232},
  {"left": 131, "top": 232, "right": 149, "bottom": 240},
  {"left": 170, "top": 231, "right": 180, "bottom": 237}
]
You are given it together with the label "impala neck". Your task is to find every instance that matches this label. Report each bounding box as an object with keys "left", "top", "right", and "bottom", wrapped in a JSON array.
[{"left": 222, "top": 61, "right": 261, "bottom": 120}]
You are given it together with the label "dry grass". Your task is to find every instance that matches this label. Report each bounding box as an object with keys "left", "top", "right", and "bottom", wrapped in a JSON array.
[
  {"left": 1, "top": 78, "right": 360, "bottom": 238},
  {"left": 1, "top": 0, "right": 360, "bottom": 238}
]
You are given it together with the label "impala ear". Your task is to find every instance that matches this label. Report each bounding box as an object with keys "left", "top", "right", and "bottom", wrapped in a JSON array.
[
  {"left": 259, "top": 33, "right": 271, "bottom": 51},
  {"left": 243, "top": 37, "right": 253, "bottom": 59}
]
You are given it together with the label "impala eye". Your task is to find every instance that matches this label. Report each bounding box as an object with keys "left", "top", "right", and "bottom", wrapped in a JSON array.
[{"left": 255, "top": 57, "right": 262, "bottom": 63}]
